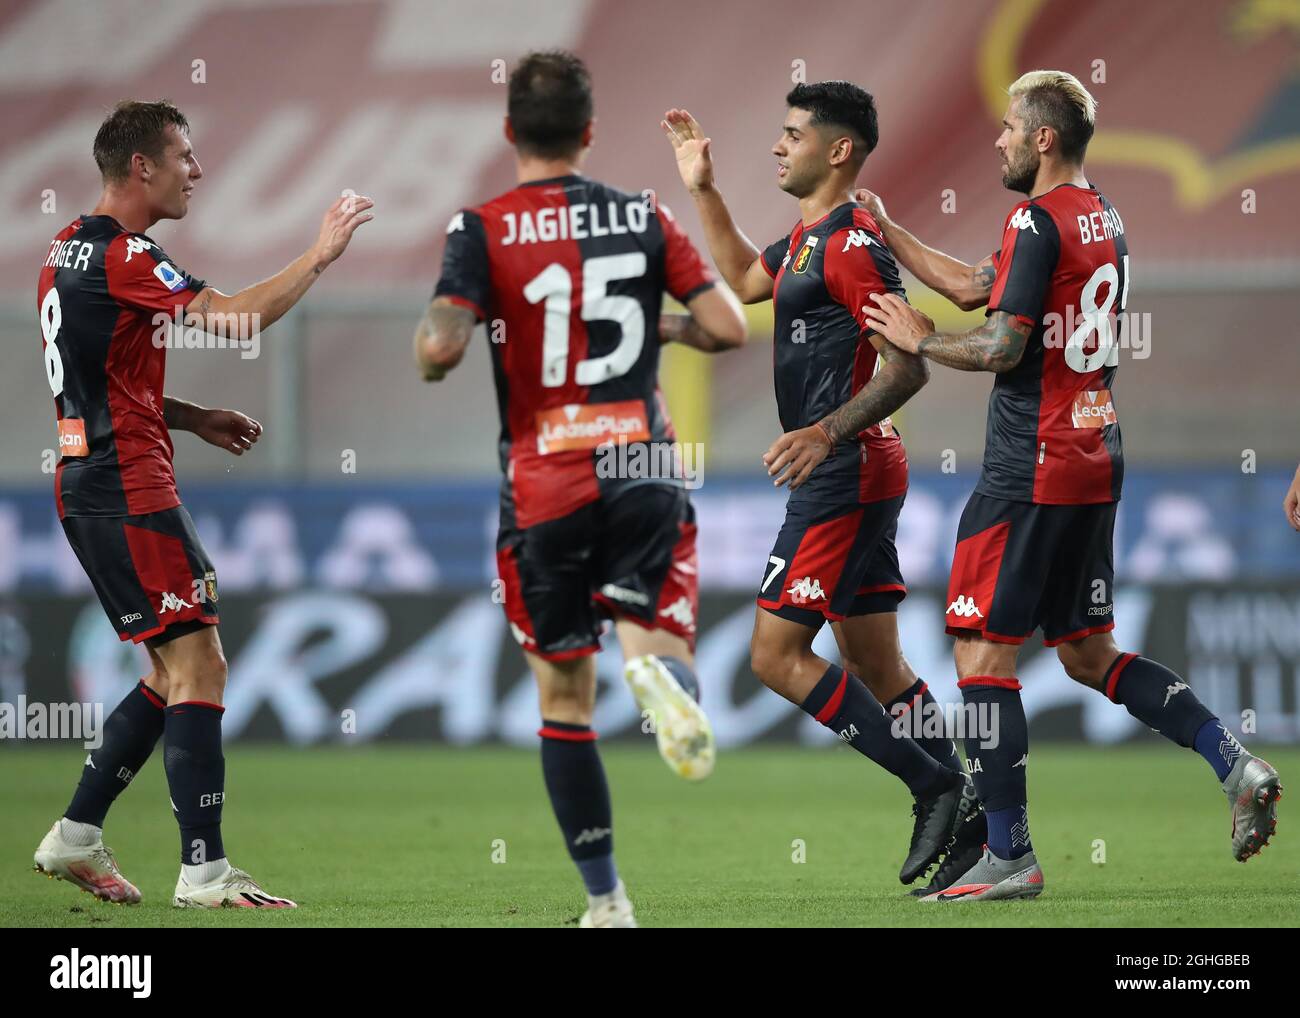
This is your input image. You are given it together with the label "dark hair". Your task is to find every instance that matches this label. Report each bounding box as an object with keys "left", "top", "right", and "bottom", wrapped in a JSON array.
[
  {"left": 94, "top": 100, "right": 189, "bottom": 182},
  {"left": 785, "top": 80, "right": 878, "bottom": 165},
  {"left": 507, "top": 50, "right": 593, "bottom": 159},
  {"left": 1014, "top": 84, "right": 1094, "bottom": 163}
]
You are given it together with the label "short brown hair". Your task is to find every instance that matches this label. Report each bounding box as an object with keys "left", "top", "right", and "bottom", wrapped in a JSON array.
[
  {"left": 507, "top": 50, "right": 592, "bottom": 159},
  {"left": 93, "top": 100, "right": 189, "bottom": 182}
]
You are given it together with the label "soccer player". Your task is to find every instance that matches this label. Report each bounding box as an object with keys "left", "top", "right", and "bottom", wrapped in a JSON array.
[
  {"left": 662, "top": 82, "right": 983, "bottom": 892},
  {"left": 860, "top": 70, "right": 1282, "bottom": 901},
  {"left": 34, "top": 100, "right": 373, "bottom": 908},
  {"left": 415, "top": 51, "right": 747, "bottom": 928}
]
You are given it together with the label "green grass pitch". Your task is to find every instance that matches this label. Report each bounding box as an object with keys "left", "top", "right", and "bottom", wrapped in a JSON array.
[{"left": 3, "top": 745, "right": 1297, "bottom": 927}]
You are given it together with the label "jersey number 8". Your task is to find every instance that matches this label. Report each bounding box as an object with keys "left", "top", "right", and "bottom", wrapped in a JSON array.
[
  {"left": 1064, "top": 255, "right": 1130, "bottom": 374},
  {"left": 41, "top": 287, "right": 64, "bottom": 396}
]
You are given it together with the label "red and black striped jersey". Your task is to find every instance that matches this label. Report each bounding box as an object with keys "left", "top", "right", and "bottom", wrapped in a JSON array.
[
  {"left": 760, "top": 202, "right": 908, "bottom": 504},
  {"left": 980, "top": 183, "right": 1128, "bottom": 504},
  {"left": 38, "top": 215, "right": 206, "bottom": 519},
  {"left": 433, "top": 174, "right": 715, "bottom": 529}
]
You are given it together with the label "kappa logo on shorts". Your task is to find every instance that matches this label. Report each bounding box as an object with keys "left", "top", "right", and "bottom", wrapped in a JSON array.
[
  {"left": 786, "top": 576, "right": 826, "bottom": 604},
  {"left": 947, "top": 594, "right": 984, "bottom": 618},
  {"left": 158, "top": 591, "right": 191, "bottom": 614},
  {"left": 658, "top": 595, "right": 695, "bottom": 630},
  {"left": 599, "top": 583, "right": 651, "bottom": 607}
]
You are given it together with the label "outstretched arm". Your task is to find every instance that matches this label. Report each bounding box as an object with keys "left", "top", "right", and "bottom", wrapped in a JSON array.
[
  {"left": 854, "top": 188, "right": 994, "bottom": 311},
  {"left": 864, "top": 295, "right": 1032, "bottom": 374},
  {"left": 185, "top": 194, "right": 375, "bottom": 337},
  {"left": 662, "top": 109, "right": 774, "bottom": 304}
]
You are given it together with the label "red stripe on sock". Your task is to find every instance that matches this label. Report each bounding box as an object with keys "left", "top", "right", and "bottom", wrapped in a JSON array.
[
  {"left": 891, "top": 680, "right": 929, "bottom": 716},
  {"left": 167, "top": 700, "right": 225, "bottom": 713},
  {"left": 538, "top": 726, "right": 598, "bottom": 742},
  {"left": 137, "top": 682, "right": 165, "bottom": 709},
  {"left": 814, "top": 669, "right": 849, "bottom": 725},
  {"left": 1104, "top": 653, "right": 1139, "bottom": 703},
  {"left": 956, "top": 675, "right": 1022, "bottom": 691}
]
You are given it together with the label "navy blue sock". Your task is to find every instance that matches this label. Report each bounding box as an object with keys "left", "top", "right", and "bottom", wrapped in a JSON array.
[
  {"left": 1192, "top": 719, "right": 1245, "bottom": 782},
  {"left": 539, "top": 721, "right": 618, "bottom": 896},
  {"left": 1104, "top": 655, "right": 1218, "bottom": 762},
  {"left": 986, "top": 805, "right": 1031, "bottom": 861},
  {"left": 883, "top": 678, "right": 962, "bottom": 773},
  {"left": 658, "top": 656, "right": 699, "bottom": 702},
  {"left": 800, "top": 666, "right": 957, "bottom": 800},
  {"left": 960, "top": 677, "right": 1031, "bottom": 859},
  {"left": 66, "top": 680, "right": 166, "bottom": 827},
  {"left": 163, "top": 702, "right": 226, "bottom": 867}
]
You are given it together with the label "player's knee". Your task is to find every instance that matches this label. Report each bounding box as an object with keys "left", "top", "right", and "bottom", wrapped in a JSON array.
[
  {"left": 1058, "top": 647, "right": 1107, "bottom": 690},
  {"left": 748, "top": 638, "right": 788, "bottom": 691}
]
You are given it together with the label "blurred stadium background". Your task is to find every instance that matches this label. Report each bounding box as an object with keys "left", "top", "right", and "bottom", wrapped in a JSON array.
[{"left": 1, "top": 0, "right": 1297, "bottom": 752}]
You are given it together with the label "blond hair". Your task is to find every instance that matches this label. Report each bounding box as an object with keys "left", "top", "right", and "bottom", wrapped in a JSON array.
[{"left": 1008, "top": 70, "right": 1096, "bottom": 162}]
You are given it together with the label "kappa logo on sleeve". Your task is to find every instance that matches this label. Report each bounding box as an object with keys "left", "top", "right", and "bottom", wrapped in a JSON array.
[
  {"left": 152, "top": 261, "right": 187, "bottom": 292},
  {"left": 840, "top": 229, "right": 877, "bottom": 252},
  {"left": 1008, "top": 207, "right": 1039, "bottom": 234},
  {"left": 124, "top": 236, "right": 154, "bottom": 262}
]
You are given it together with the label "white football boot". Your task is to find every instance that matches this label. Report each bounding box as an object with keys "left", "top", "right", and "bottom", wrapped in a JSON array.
[
  {"left": 34, "top": 820, "right": 142, "bottom": 904},
  {"left": 173, "top": 861, "right": 297, "bottom": 909},
  {"left": 579, "top": 881, "right": 637, "bottom": 928},
  {"left": 623, "top": 654, "right": 715, "bottom": 781}
]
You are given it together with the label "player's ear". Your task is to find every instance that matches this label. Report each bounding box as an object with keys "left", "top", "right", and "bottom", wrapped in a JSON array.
[
  {"left": 132, "top": 151, "right": 151, "bottom": 182},
  {"left": 503, "top": 117, "right": 515, "bottom": 145},
  {"left": 581, "top": 119, "right": 595, "bottom": 149}
]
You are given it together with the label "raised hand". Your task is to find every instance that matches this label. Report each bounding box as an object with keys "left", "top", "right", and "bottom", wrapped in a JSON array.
[
  {"left": 661, "top": 109, "right": 715, "bottom": 196},
  {"left": 314, "top": 192, "right": 375, "bottom": 267}
]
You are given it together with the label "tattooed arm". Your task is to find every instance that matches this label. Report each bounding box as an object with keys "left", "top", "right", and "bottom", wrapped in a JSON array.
[
  {"left": 413, "top": 297, "right": 477, "bottom": 381},
  {"left": 818, "top": 336, "right": 930, "bottom": 444},
  {"left": 853, "top": 188, "right": 995, "bottom": 311},
  {"left": 914, "top": 310, "right": 1032, "bottom": 373},
  {"left": 864, "top": 295, "right": 1031, "bottom": 374},
  {"left": 763, "top": 334, "right": 929, "bottom": 491}
]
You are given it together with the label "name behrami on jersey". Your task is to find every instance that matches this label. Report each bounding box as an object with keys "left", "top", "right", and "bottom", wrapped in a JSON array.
[
  {"left": 760, "top": 202, "right": 908, "bottom": 504},
  {"left": 37, "top": 215, "right": 206, "bottom": 519},
  {"left": 433, "top": 175, "right": 715, "bottom": 528},
  {"left": 981, "top": 183, "right": 1128, "bottom": 504}
]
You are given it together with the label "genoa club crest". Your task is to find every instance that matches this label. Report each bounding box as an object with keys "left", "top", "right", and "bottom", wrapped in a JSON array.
[{"left": 791, "top": 235, "right": 819, "bottom": 273}]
